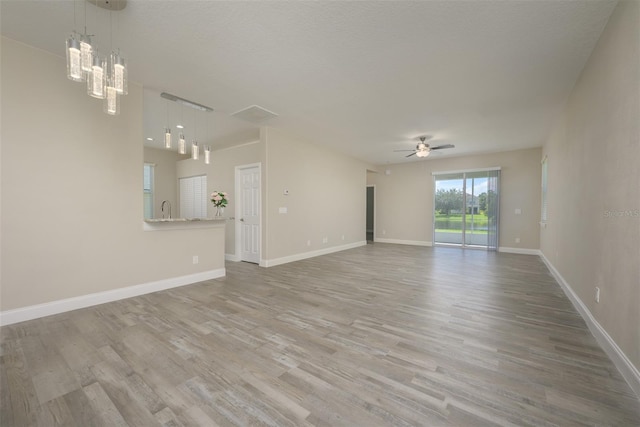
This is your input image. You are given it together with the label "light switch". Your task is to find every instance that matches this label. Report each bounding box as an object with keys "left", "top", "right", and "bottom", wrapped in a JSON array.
[{"left": 279, "top": 207, "right": 287, "bottom": 214}]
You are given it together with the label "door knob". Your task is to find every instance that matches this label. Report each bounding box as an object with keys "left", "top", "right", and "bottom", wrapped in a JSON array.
[{"left": 240, "top": 218, "right": 244, "bottom": 222}]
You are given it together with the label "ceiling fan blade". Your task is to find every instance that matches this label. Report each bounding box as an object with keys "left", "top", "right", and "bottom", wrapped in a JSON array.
[
  {"left": 430, "top": 144, "right": 455, "bottom": 150},
  {"left": 405, "top": 152, "right": 417, "bottom": 158},
  {"left": 394, "top": 149, "right": 416, "bottom": 152}
]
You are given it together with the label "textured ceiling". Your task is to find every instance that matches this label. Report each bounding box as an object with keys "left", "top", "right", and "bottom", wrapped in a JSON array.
[{"left": 1, "top": 0, "right": 617, "bottom": 165}]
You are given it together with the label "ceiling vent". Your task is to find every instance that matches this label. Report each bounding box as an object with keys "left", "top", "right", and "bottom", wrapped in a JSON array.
[{"left": 231, "top": 105, "right": 278, "bottom": 123}]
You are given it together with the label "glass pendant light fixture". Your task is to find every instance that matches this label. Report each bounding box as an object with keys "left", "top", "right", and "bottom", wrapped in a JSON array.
[
  {"left": 110, "top": 51, "right": 127, "bottom": 95},
  {"left": 80, "top": 34, "right": 94, "bottom": 76},
  {"left": 65, "top": 0, "right": 129, "bottom": 115},
  {"left": 191, "top": 141, "right": 199, "bottom": 160},
  {"left": 87, "top": 53, "right": 106, "bottom": 98},
  {"left": 160, "top": 92, "right": 214, "bottom": 162},
  {"left": 79, "top": 1, "right": 93, "bottom": 76},
  {"left": 164, "top": 128, "right": 172, "bottom": 149},
  {"left": 191, "top": 108, "right": 199, "bottom": 159},
  {"left": 164, "top": 98, "right": 172, "bottom": 149},
  {"left": 103, "top": 76, "right": 119, "bottom": 115},
  {"left": 66, "top": 33, "right": 83, "bottom": 82},
  {"left": 178, "top": 134, "right": 186, "bottom": 154}
]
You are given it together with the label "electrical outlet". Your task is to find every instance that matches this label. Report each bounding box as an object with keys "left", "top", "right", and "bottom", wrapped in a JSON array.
[
  {"left": 382, "top": 229, "right": 386, "bottom": 235},
  {"left": 322, "top": 237, "right": 328, "bottom": 244},
  {"left": 595, "top": 287, "right": 600, "bottom": 303},
  {"left": 193, "top": 255, "right": 199, "bottom": 265},
  {"left": 341, "top": 235, "right": 345, "bottom": 240},
  {"left": 307, "top": 240, "right": 311, "bottom": 246},
  {"left": 515, "top": 237, "right": 520, "bottom": 244}
]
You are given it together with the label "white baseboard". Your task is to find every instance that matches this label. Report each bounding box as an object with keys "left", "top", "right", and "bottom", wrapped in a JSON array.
[
  {"left": 0, "top": 268, "right": 226, "bottom": 326},
  {"left": 261, "top": 241, "right": 367, "bottom": 268},
  {"left": 374, "top": 238, "right": 433, "bottom": 247},
  {"left": 539, "top": 253, "right": 640, "bottom": 398},
  {"left": 498, "top": 247, "right": 542, "bottom": 255},
  {"left": 225, "top": 253, "right": 241, "bottom": 262}
]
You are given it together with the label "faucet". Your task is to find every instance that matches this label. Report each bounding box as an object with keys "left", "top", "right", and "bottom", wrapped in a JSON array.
[{"left": 161, "top": 200, "right": 172, "bottom": 219}]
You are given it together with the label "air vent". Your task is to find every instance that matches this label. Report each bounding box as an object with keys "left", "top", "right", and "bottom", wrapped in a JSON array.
[{"left": 231, "top": 105, "right": 278, "bottom": 123}]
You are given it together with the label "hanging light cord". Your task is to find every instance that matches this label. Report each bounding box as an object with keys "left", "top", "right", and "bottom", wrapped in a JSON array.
[
  {"left": 83, "top": 0, "right": 87, "bottom": 37},
  {"left": 73, "top": 0, "right": 77, "bottom": 32}
]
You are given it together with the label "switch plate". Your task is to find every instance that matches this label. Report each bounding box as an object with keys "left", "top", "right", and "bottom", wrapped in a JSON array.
[
  {"left": 279, "top": 207, "right": 287, "bottom": 214},
  {"left": 192, "top": 255, "right": 199, "bottom": 264},
  {"left": 515, "top": 208, "right": 522, "bottom": 215}
]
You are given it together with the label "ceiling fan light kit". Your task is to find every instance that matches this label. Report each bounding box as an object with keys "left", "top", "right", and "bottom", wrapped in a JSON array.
[{"left": 393, "top": 135, "right": 454, "bottom": 159}]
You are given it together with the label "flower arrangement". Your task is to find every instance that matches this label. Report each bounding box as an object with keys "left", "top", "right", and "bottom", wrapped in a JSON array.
[{"left": 210, "top": 191, "right": 228, "bottom": 208}]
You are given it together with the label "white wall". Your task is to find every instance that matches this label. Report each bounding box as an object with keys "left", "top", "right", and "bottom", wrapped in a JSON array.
[
  {"left": 540, "top": 0, "right": 640, "bottom": 375},
  {"left": 370, "top": 148, "right": 542, "bottom": 251},
  {"left": 262, "top": 128, "right": 368, "bottom": 264},
  {"left": 0, "top": 37, "right": 225, "bottom": 314}
]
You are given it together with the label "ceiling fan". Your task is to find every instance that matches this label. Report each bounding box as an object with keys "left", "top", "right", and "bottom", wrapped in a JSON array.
[{"left": 395, "top": 136, "right": 455, "bottom": 158}]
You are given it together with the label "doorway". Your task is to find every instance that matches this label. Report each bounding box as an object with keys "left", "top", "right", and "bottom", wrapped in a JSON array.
[
  {"left": 433, "top": 169, "right": 500, "bottom": 250},
  {"left": 366, "top": 186, "right": 375, "bottom": 242},
  {"left": 235, "top": 163, "right": 261, "bottom": 264}
]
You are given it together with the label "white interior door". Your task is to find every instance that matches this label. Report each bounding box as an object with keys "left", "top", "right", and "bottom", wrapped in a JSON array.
[{"left": 239, "top": 165, "right": 260, "bottom": 263}]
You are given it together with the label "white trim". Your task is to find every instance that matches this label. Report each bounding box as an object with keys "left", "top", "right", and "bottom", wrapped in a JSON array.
[
  {"left": 0, "top": 268, "right": 226, "bottom": 326},
  {"left": 261, "top": 241, "right": 367, "bottom": 267},
  {"left": 540, "top": 253, "right": 640, "bottom": 398},
  {"left": 432, "top": 166, "right": 501, "bottom": 176},
  {"left": 498, "top": 247, "right": 542, "bottom": 255},
  {"left": 374, "top": 238, "right": 433, "bottom": 247}
]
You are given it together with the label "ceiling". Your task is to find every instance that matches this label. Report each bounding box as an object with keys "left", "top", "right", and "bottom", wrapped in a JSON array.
[{"left": 1, "top": 0, "right": 617, "bottom": 165}]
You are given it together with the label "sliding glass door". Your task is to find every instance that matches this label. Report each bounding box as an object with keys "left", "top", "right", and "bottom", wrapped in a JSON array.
[{"left": 433, "top": 169, "right": 500, "bottom": 250}]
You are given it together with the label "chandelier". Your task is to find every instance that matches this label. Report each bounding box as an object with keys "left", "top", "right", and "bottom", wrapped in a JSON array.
[{"left": 65, "top": 0, "right": 128, "bottom": 115}]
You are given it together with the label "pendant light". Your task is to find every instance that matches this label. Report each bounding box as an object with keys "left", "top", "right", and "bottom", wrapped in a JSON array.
[
  {"left": 192, "top": 142, "right": 199, "bottom": 160},
  {"left": 79, "top": 1, "right": 93, "bottom": 75},
  {"left": 191, "top": 108, "right": 199, "bottom": 159},
  {"left": 110, "top": 51, "right": 127, "bottom": 95},
  {"left": 160, "top": 92, "right": 214, "bottom": 161},
  {"left": 66, "top": 33, "right": 83, "bottom": 82},
  {"left": 87, "top": 53, "right": 106, "bottom": 98},
  {"left": 177, "top": 104, "right": 186, "bottom": 153},
  {"left": 178, "top": 134, "right": 186, "bottom": 154},
  {"left": 164, "top": 129, "right": 172, "bottom": 149},
  {"left": 65, "top": 0, "right": 129, "bottom": 115},
  {"left": 80, "top": 35, "right": 94, "bottom": 76},
  {"left": 203, "top": 111, "right": 211, "bottom": 164},
  {"left": 103, "top": 75, "right": 119, "bottom": 115},
  {"left": 164, "top": 98, "right": 172, "bottom": 149}
]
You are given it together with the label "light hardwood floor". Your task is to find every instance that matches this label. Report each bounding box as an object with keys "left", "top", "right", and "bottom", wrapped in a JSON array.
[{"left": 1, "top": 244, "right": 639, "bottom": 426}]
